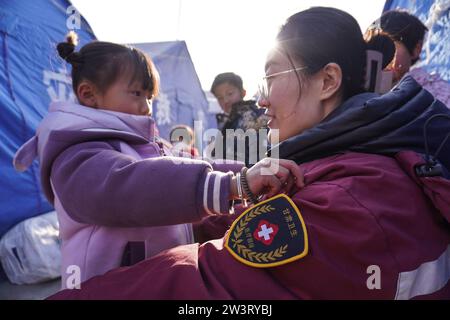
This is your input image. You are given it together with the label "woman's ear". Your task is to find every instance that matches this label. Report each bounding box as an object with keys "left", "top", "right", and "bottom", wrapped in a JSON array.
[
  {"left": 319, "top": 63, "right": 342, "bottom": 100},
  {"left": 77, "top": 81, "right": 99, "bottom": 107}
]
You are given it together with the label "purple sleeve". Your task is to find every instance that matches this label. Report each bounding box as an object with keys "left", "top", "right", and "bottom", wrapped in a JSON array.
[{"left": 50, "top": 141, "right": 233, "bottom": 227}]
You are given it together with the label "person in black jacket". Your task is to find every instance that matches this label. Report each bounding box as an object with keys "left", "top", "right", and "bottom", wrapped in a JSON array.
[{"left": 211, "top": 72, "right": 268, "bottom": 166}]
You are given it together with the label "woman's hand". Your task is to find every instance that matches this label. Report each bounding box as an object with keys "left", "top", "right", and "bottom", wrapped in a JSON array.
[
  {"left": 229, "top": 158, "right": 305, "bottom": 201},
  {"left": 246, "top": 158, "right": 305, "bottom": 198}
]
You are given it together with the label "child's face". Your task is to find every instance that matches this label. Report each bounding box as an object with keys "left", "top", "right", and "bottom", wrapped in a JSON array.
[
  {"left": 213, "top": 82, "right": 245, "bottom": 114},
  {"left": 95, "top": 77, "right": 153, "bottom": 116}
]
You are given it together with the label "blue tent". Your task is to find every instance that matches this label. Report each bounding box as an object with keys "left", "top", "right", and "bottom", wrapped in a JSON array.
[
  {"left": 0, "top": 0, "right": 95, "bottom": 237},
  {"left": 384, "top": 0, "right": 450, "bottom": 81},
  {"left": 132, "top": 41, "right": 213, "bottom": 142}
]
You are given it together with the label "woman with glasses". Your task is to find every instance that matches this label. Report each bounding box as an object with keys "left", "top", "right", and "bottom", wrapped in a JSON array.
[{"left": 50, "top": 7, "right": 450, "bottom": 299}]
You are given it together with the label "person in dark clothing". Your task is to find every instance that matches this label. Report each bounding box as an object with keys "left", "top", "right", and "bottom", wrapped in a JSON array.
[
  {"left": 365, "top": 10, "right": 427, "bottom": 85},
  {"left": 211, "top": 72, "right": 268, "bottom": 166},
  {"left": 364, "top": 10, "right": 450, "bottom": 107}
]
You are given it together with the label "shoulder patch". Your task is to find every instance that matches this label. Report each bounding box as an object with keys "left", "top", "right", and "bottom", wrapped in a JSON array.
[{"left": 224, "top": 194, "right": 308, "bottom": 268}]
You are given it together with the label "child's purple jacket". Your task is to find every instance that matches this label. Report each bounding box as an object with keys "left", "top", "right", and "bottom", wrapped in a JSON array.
[{"left": 14, "top": 101, "right": 242, "bottom": 287}]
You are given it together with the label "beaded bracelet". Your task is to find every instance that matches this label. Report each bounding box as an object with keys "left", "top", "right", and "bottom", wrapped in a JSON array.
[
  {"left": 235, "top": 172, "right": 248, "bottom": 208},
  {"left": 240, "top": 167, "right": 258, "bottom": 205}
]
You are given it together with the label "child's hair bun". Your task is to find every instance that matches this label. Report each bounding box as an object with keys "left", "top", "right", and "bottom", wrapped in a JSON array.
[{"left": 57, "top": 31, "right": 82, "bottom": 65}]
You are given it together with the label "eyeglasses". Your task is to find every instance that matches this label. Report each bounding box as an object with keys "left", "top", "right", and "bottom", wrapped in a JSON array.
[{"left": 257, "top": 66, "right": 307, "bottom": 102}]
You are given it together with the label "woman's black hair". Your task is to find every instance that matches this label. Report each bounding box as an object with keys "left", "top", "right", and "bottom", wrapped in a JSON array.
[
  {"left": 276, "top": 7, "right": 367, "bottom": 99},
  {"left": 57, "top": 31, "right": 159, "bottom": 98}
]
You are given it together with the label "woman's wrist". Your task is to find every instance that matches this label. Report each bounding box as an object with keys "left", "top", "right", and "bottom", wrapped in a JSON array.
[
  {"left": 240, "top": 167, "right": 259, "bottom": 204},
  {"left": 229, "top": 172, "right": 251, "bottom": 207},
  {"left": 229, "top": 175, "right": 239, "bottom": 200}
]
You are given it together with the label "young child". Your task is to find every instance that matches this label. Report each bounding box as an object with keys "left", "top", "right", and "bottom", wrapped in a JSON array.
[
  {"left": 14, "top": 33, "right": 303, "bottom": 288},
  {"left": 210, "top": 72, "right": 269, "bottom": 167},
  {"left": 211, "top": 72, "right": 267, "bottom": 132}
]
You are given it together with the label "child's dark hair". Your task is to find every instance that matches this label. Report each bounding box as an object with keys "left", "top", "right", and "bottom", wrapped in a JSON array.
[
  {"left": 57, "top": 31, "right": 159, "bottom": 98},
  {"left": 377, "top": 10, "right": 427, "bottom": 60},
  {"left": 276, "top": 7, "right": 368, "bottom": 99},
  {"left": 210, "top": 72, "right": 244, "bottom": 95}
]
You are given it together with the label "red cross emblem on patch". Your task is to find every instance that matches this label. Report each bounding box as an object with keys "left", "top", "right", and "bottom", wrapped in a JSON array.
[
  {"left": 253, "top": 220, "right": 279, "bottom": 245},
  {"left": 225, "top": 194, "right": 309, "bottom": 268}
]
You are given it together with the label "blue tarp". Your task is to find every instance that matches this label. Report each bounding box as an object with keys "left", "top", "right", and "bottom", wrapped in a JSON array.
[
  {"left": 132, "top": 41, "right": 213, "bottom": 141},
  {"left": 0, "top": 0, "right": 95, "bottom": 237},
  {"left": 384, "top": 0, "right": 450, "bottom": 81}
]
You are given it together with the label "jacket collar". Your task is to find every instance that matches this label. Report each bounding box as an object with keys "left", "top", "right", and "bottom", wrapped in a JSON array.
[{"left": 47, "top": 101, "right": 156, "bottom": 141}]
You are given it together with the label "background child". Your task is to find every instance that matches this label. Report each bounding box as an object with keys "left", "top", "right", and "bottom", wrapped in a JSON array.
[
  {"left": 211, "top": 72, "right": 268, "bottom": 167},
  {"left": 169, "top": 124, "right": 199, "bottom": 157}
]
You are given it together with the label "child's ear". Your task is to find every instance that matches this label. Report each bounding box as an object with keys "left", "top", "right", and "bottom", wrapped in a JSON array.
[
  {"left": 241, "top": 89, "right": 247, "bottom": 99},
  {"left": 77, "top": 81, "right": 99, "bottom": 107}
]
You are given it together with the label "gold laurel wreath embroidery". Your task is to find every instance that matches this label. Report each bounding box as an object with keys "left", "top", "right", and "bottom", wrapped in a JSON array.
[
  {"left": 230, "top": 204, "right": 288, "bottom": 263},
  {"left": 236, "top": 244, "right": 288, "bottom": 263}
]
